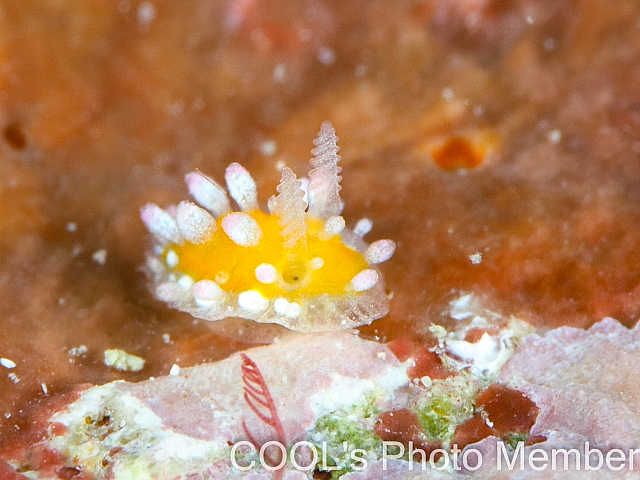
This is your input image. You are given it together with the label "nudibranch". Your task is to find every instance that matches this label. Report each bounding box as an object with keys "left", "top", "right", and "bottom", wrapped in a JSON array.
[{"left": 140, "top": 122, "right": 395, "bottom": 332}]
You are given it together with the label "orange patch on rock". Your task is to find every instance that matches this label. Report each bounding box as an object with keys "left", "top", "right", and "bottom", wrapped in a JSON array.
[{"left": 431, "top": 137, "right": 485, "bottom": 170}]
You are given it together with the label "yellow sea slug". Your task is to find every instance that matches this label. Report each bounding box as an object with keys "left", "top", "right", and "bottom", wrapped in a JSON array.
[{"left": 141, "top": 122, "right": 395, "bottom": 332}]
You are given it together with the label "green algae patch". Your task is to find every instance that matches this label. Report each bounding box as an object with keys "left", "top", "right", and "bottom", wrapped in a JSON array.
[
  {"left": 310, "top": 409, "right": 383, "bottom": 479},
  {"left": 414, "top": 374, "right": 481, "bottom": 443}
]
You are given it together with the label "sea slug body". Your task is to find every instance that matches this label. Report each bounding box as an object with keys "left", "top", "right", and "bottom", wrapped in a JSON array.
[{"left": 141, "top": 122, "right": 395, "bottom": 332}]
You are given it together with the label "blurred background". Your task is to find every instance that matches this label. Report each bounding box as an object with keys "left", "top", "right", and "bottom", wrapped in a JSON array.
[{"left": 2, "top": 0, "right": 640, "bottom": 444}]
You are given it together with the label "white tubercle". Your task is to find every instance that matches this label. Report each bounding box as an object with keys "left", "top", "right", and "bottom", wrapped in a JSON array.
[
  {"left": 255, "top": 263, "right": 278, "bottom": 284},
  {"left": 353, "top": 218, "right": 373, "bottom": 237},
  {"left": 184, "top": 172, "right": 231, "bottom": 218},
  {"left": 238, "top": 290, "right": 269, "bottom": 313},
  {"left": 140, "top": 204, "right": 182, "bottom": 244},
  {"left": 350, "top": 269, "right": 379, "bottom": 292},
  {"left": 177, "top": 274, "right": 194, "bottom": 291},
  {"left": 311, "top": 257, "right": 325, "bottom": 269},
  {"left": 323, "top": 215, "right": 345, "bottom": 237},
  {"left": 365, "top": 239, "right": 396, "bottom": 264},
  {"left": 274, "top": 298, "right": 302, "bottom": 318},
  {"left": 221, "top": 212, "right": 262, "bottom": 247},
  {"left": 225, "top": 163, "right": 259, "bottom": 211},
  {"left": 165, "top": 250, "right": 179, "bottom": 268},
  {"left": 192, "top": 280, "right": 225, "bottom": 308},
  {"left": 176, "top": 201, "right": 216, "bottom": 244}
]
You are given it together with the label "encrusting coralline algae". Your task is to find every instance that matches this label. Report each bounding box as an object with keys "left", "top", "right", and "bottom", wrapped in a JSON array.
[{"left": 141, "top": 122, "right": 395, "bottom": 332}]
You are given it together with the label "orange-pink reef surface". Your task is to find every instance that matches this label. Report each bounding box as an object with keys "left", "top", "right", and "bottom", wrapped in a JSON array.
[{"left": 1, "top": 0, "right": 640, "bottom": 450}]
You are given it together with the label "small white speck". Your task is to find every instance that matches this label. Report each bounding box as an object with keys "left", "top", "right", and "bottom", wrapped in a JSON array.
[
  {"left": 377, "top": 352, "right": 387, "bottom": 360},
  {"left": 259, "top": 140, "right": 277, "bottom": 157},
  {"left": 71, "top": 245, "right": 83, "bottom": 257},
  {"left": 355, "top": 64, "right": 368, "bottom": 77},
  {"left": 421, "top": 376, "right": 433, "bottom": 388},
  {"left": 282, "top": 375, "right": 288, "bottom": 383},
  {"left": 1, "top": 358, "right": 16, "bottom": 369},
  {"left": 543, "top": 37, "right": 557, "bottom": 51},
  {"left": 167, "top": 100, "right": 185, "bottom": 116},
  {"left": 58, "top": 297, "right": 66, "bottom": 306},
  {"left": 215, "top": 271, "right": 229, "bottom": 285},
  {"left": 317, "top": 46, "right": 336, "bottom": 65},
  {"left": 549, "top": 129, "right": 562, "bottom": 143},
  {"left": 165, "top": 250, "right": 179, "bottom": 268},
  {"left": 41, "top": 383, "right": 49, "bottom": 395},
  {"left": 447, "top": 227, "right": 454, "bottom": 234},
  {"left": 162, "top": 333, "right": 171, "bottom": 344},
  {"left": 68, "top": 345, "right": 88, "bottom": 357},
  {"left": 92, "top": 249, "right": 107, "bottom": 265},
  {"left": 473, "top": 105, "right": 485, "bottom": 116},
  {"left": 177, "top": 274, "right": 194, "bottom": 291},
  {"left": 137, "top": 2, "right": 156, "bottom": 26},
  {"left": 104, "top": 349, "right": 145, "bottom": 372},
  {"left": 311, "top": 257, "right": 324, "bottom": 270},
  {"left": 192, "top": 98, "right": 205, "bottom": 111},
  {"left": 273, "top": 63, "right": 287, "bottom": 83},
  {"left": 485, "top": 418, "right": 494, "bottom": 428},
  {"left": 169, "top": 364, "right": 180, "bottom": 376},
  {"left": 4, "top": 413, "right": 10, "bottom": 419},
  {"left": 469, "top": 252, "right": 483, "bottom": 265},
  {"left": 442, "top": 88, "right": 454, "bottom": 100},
  {"left": 274, "top": 160, "right": 286, "bottom": 171},
  {"left": 8, "top": 373, "right": 20, "bottom": 384},
  {"left": 526, "top": 15, "right": 535, "bottom": 24},
  {"left": 66, "top": 222, "right": 77, "bottom": 232}
]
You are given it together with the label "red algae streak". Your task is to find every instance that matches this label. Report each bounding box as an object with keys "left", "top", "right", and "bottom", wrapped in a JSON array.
[
  {"left": 452, "top": 384, "right": 541, "bottom": 449},
  {"left": 476, "top": 384, "right": 539, "bottom": 436},
  {"left": 451, "top": 413, "right": 494, "bottom": 450},
  {"left": 2, "top": 0, "right": 640, "bottom": 447},
  {"left": 374, "top": 409, "right": 440, "bottom": 457},
  {"left": 387, "top": 335, "right": 451, "bottom": 380}
]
